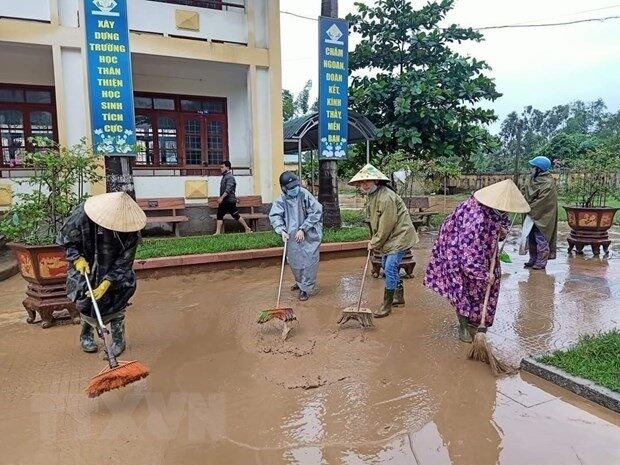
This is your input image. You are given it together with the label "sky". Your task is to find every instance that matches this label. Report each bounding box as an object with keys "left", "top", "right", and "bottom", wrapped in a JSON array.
[{"left": 279, "top": 0, "right": 620, "bottom": 133}]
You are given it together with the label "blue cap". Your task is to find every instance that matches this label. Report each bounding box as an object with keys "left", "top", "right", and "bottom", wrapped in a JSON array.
[{"left": 528, "top": 156, "right": 551, "bottom": 172}]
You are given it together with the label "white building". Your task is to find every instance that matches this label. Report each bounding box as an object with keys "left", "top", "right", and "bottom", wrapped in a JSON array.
[{"left": 0, "top": 0, "right": 284, "bottom": 210}]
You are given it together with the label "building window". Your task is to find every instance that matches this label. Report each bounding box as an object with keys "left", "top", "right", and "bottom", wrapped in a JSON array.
[
  {"left": 0, "top": 84, "right": 57, "bottom": 168},
  {"left": 146, "top": 1, "right": 237, "bottom": 11},
  {"left": 133, "top": 92, "right": 228, "bottom": 171}
]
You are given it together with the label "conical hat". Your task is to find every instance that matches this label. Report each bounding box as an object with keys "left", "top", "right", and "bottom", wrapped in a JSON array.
[
  {"left": 84, "top": 192, "right": 147, "bottom": 232},
  {"left": 473, "top": 179, "right": 531, "bottom": 213},
  {"left": 348, "top": 164, "right": 389, "bottom": 185}
]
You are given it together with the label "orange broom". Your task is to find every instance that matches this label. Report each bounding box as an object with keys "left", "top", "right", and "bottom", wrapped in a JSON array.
[
  {"left": 467, "top": 241, "right": 513, "bottom": 375},
  {"left": 257, "top": 239, "right": 297, "bottom": 341},
  {"left": 84, "top": 276, "right": 149, "bottom": 398}
]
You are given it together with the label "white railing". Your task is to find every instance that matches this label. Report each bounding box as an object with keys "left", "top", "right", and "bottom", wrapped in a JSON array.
[{"left": 128, "top": 0, "right": 248, "bottom": 44}]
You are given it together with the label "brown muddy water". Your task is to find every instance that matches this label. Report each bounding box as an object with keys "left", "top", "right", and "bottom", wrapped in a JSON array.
[{"left": 0, "top": 228, "right": 619, "bottom": 464}]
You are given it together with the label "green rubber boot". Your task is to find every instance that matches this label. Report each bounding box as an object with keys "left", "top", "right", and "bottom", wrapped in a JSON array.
[
  {"left": 80, "top": 321, "right": 98, "bottom": 353},
  {"left": 373, "top": 289, "right": 395, "bottom": 318},
  {"left": 110, "top": 317, "right": 126, "bottom": 357},
  {"left": 457, "top": 314, "right": 473, "bottom": 343},
  {"left": 393, "top": 281, "right": 405, "bottom": 307}
]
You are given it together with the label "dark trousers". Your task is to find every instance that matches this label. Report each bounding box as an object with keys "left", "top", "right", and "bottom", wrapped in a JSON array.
[{"left": 528, "top": 225, "right": 550, "bottom": 268}]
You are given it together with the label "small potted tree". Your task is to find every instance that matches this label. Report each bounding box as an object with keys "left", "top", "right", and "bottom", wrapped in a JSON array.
[
  {"left": 562, "top": 139, "right": 619, "bottom": 255},
  {"left": 0, "top": 137, "right": 102, "bottom": 327}
]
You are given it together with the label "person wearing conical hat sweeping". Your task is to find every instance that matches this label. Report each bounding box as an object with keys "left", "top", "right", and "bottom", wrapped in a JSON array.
[
  {"left": 349, "top": 164, "right": 419, "bottom": 318},
  {"left": 57, "top": 192, "right": 146, "bottom": 355},
  {"left": 423, "top": 180, "right": 530, "bottom": 342},
  {"left": 522, "top": 156, "right": 558, "bottom": 270}
]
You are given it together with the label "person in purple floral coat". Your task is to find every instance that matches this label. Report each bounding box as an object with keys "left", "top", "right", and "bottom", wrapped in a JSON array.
[{"left": 424, "top": 180, "right": 530, "bottom": 343}]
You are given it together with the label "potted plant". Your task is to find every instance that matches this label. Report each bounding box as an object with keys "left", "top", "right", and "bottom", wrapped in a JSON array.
[
  {"left": 0, "top": 137, "right": 103, "bottom": 327},
  {"left": 562, "top": 139, "right": 620, "bottom": 255}
]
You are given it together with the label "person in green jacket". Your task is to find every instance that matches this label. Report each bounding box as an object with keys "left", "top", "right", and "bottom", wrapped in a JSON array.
[
  {"left": 522, "top": 156, "right": 558, "bottom": 270},
  {"left": 349, "top": 164, "right": 419, "bottom": 318}
]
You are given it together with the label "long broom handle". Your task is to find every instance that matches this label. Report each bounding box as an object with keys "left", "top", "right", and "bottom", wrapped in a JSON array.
[
  {"left": 84, "top": 275, "right": 118, "bottom": 368},
  {"left": 499, "top": 213, "right": 518, "bottom": 255},
  {"left": 356, "top": 250, "right": 372, "bottom": 311},
  {"left": 84, "top": 275, "right": 106, "bottom": 330},
  {"left": 276, "top": 239, "right": 288, "bottom": 308},
  {"left": 479, "top": 241, "right": 499, "bottom": 330}
]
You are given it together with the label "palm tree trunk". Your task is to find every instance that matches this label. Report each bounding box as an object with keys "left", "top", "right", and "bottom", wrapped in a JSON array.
[{"left": 319, "top": 0, "right": 342, "bottom": 228}]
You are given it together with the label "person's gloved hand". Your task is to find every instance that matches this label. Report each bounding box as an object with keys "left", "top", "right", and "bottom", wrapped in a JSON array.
[
  {"left": 74, "top": 257, "right": 90, "bottom": 275},
  {"left": 87, "top": 279, "right": 111, "bottom": 301},
  {"left": 281, "top": 231, "right": 290, "bottom": 242}
]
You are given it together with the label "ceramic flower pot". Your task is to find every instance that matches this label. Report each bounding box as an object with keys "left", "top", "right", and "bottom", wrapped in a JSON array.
[
  {"left": 563, "top": 206, "right": 618, "bottom": 255},
  {"left": 7, "top": 243, "right": 79, "bottom": 328}
]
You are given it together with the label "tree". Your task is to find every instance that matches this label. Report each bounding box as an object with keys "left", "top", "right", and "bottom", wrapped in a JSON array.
[
  {"left": 294, "top": 80, "right": 312, "bottom": 116},
  {"left": 282, "top": 89, "right": 295, "bottom": 121},
  {"left": 319, "top": 0, "right": 342, "bottom": 228},
  {"left": 537, "top": 132, "right": 597, "bottom": 167},
  {"left": 282, "top": 80, "right": 313, "bottom": 122},
  {"left": 496, "top": 99, "right": 616, "bottom": 173},
  {"left": 347, "top": 0, "right": 501, "bottom": 165}
]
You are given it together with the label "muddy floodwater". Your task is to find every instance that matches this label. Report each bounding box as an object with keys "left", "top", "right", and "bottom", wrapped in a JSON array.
[{"left": 0, "top": 229, "right": 619, "bottom": 464}]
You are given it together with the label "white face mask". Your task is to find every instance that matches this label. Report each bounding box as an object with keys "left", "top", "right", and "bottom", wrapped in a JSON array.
[{"left": 361, "top": 184, "right": 378, "bottom": 195}]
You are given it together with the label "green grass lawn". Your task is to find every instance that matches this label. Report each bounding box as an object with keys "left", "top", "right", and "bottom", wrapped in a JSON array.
[
  {"left": 341, "top": 209, "right": 366, "bottom": 227},
  {"left": 538, "top": 330, "right": 620, "bottom": 392},
  {"left": 136, "top": 227, "right": 370, "bottom": 260}
]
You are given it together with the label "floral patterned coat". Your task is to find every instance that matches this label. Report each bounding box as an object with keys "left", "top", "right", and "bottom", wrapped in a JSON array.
[{"left": 423, "top": 197, "right": 509, "bottom": 326}]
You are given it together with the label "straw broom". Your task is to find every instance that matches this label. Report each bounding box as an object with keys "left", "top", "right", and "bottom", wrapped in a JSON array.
[
  {"left": 467, "top": 241, "right": 513, "bottom": 375},
  {"left": 83, "top": 276, "right": 149, "bottom": 398}
]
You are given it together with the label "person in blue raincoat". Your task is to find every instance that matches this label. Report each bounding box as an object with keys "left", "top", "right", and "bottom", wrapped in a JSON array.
[{"left": 269, "top": 172, "right": 323, "bottom": 301}]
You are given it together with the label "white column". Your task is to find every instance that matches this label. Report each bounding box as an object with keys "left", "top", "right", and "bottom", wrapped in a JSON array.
[
  {"left": 256, "top": 67, "right": 273, "bottom": 199},
  {"left": 53, "top": 46, "right": 88, "bottom": 146}
]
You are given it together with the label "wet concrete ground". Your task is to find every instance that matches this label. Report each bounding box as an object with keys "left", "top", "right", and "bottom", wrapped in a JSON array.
[{"left": 0, "top": 227, "right": 619, "bottom": 465}]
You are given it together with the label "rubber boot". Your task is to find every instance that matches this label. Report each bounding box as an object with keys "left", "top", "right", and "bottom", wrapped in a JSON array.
[
  {"left": 110, "top": 317, "right": 126, "bottom": 357},
  {"left": 373, "top": 289, "right": 395, "bottom": 318},
  {"left": 393, "top": 281, "right": 405, "bottom": 307},
  {"left": 80, "top": 321, "right": 98, "bottom": 353},
  {"left": 467, "top": 324, "right": 478, "bottom": 339},
  {"left": 457, "top": 314, "right": 473, "bottom": 343}
]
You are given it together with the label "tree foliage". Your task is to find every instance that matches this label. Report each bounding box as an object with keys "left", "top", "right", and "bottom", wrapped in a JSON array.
[
  {"left": 482, "top": 99, "right": 620, "bottom": 173},
  {"left": 346, "top": 0, "right": 501, "bottom": 166},
  {"left": 0, "top": 138, "right": 102, "bottom": 245},
  {"left": 282, "top": 80, "right": 314, "bottom": 122}
]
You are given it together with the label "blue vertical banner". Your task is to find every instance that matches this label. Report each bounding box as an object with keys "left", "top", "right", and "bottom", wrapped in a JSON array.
[
  {"left": 318, "top": 17, "right": 348, "bottom": 160},
  {"left": 84, "top": 0, "right": 136, "bottom": 156}
]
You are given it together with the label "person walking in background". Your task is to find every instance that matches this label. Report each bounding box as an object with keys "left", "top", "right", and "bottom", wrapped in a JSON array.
[
  {"left": 348, "top": 164, "right": 418, "bottom": 318},
  {"left": 522, "top": 156, "right": 558, "bottom": 270},
  {"left": 269, "top": 171, "right": 323, "bottom": 301},
  {"left": 215, "top": 161, "right": 252, "bottom": 235}
]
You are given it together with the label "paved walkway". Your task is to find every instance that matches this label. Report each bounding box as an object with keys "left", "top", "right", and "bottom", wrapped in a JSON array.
[{"left": 0, "top": 228, "right": 618, "bottom": 465}]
